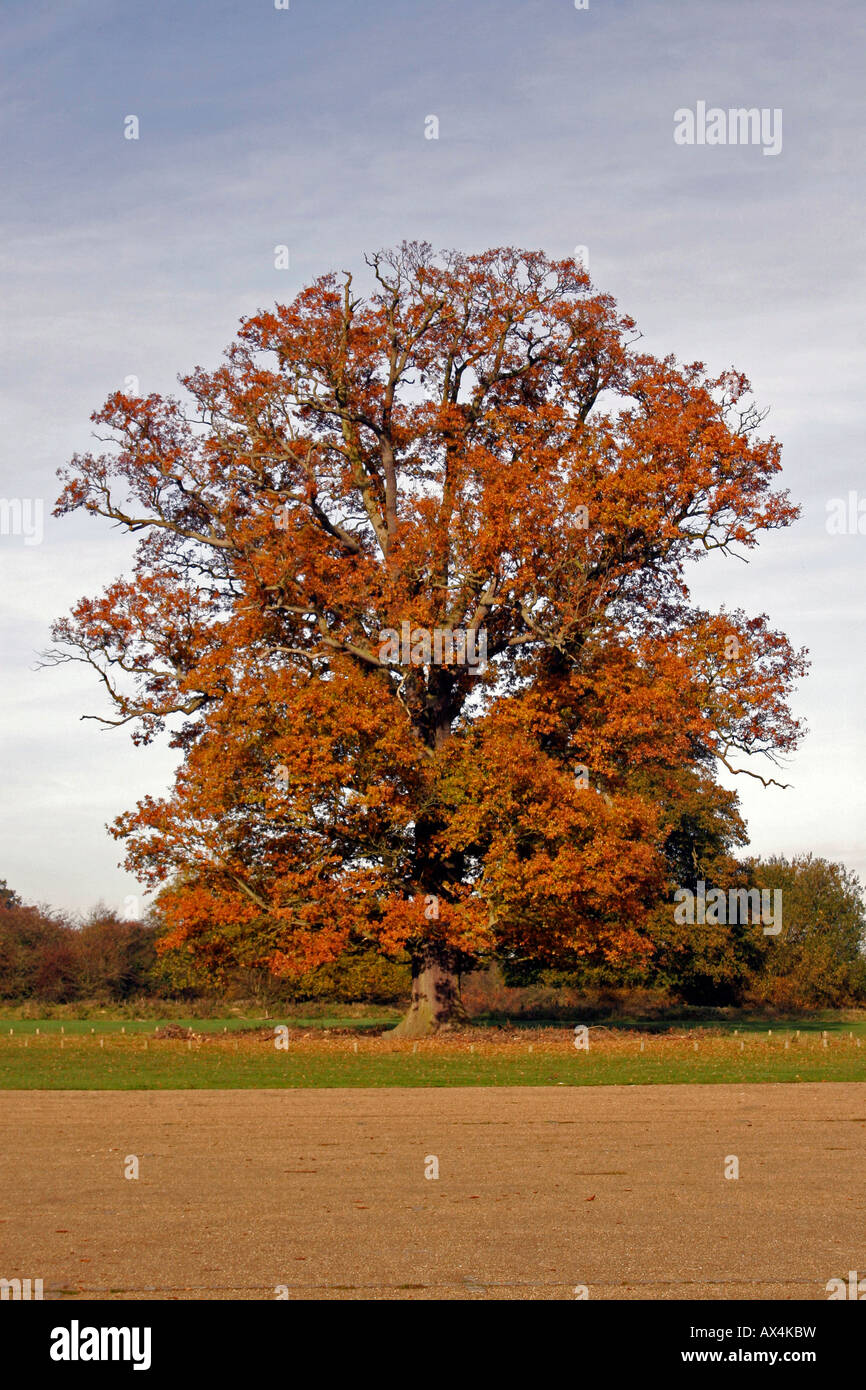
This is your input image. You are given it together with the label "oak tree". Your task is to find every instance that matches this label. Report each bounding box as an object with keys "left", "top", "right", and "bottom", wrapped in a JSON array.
[{"left": 50, "top": 243, "right": 806, "bottom": 1033}]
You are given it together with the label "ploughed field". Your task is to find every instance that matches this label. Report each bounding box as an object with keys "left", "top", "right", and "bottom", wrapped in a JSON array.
[{"left": 2, "top": 1083, "right": 865, "bottom": 1300}]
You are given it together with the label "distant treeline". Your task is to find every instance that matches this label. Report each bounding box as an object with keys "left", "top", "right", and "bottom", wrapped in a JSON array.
[
  {"left": 0, "top": 891, "right": 157, "bottom": 1003},
  {"left": 0, "top": 882, "right": 409, "bottom": 1005},
  {"left": 1, "top": 853, "right": 865, "bottom": 1011}
]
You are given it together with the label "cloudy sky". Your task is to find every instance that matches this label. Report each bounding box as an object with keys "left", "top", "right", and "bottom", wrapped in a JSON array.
[{"left": 1, "top": 0, "right": 864, "bottom": 916}]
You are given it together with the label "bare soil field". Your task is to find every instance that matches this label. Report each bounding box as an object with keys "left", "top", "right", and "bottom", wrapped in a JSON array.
[{"left": 2, "top": 1083, "right": 865, "bottom": 1300}]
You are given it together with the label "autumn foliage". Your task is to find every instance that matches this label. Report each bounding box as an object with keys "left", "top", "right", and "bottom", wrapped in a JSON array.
[{"left": 50, "top": 243, "right": 807, "bottom": 1031}]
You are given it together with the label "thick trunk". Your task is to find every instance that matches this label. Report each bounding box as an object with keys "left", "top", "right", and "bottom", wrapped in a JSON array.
[
  {"left": 393, "top": 708, "right": 466, "bottom": 1038},
  {"left": 391, "top": 947, "right": 467, "bottom": 1037}
]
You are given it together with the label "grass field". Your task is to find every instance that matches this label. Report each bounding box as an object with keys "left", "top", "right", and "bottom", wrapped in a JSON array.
[
  {"left": 2, "top": 1021, "right": 866, "bottom": 1088},
  {"left": 0, "top": 1013, "right": 397, "bottom": 1034},
  {"left": 3, "top": 1008, "right": 866, "bottom": 1033}
]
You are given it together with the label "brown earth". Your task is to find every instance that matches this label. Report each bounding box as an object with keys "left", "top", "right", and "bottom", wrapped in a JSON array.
[{"left": 1, "top": 1083, "right": 865, "bottom": 1300}]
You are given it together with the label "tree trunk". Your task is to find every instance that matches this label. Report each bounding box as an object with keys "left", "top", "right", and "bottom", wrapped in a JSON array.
[{"left": 390, "top": 947, "right": 468, "bottom": 1037}]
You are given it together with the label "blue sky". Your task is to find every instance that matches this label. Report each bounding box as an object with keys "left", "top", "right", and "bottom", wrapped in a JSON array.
[{"left": 2, "top": 0, "right": 864, "bottom": 914}]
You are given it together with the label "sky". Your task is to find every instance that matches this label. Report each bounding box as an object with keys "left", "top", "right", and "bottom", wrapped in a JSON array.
[{"left": 1, "top": 0, "right": 864, "bottom": 917}]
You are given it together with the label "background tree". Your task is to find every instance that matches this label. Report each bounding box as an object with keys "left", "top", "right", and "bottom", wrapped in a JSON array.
[
  {"left": 0, "top": 879, "right": 22, "bottom": 911},
  {"left": 0, "top": 901, "right": 76, "bottom": 1002},
  {"left": 640, "top": 767, "right": 765, "bottom": 1005},
  {"left": 74, "top": 906, "right": 157, "bottom": 1000},
  {"left": 743, "top": 855, "right": 866, "bottom": 1008},
  {"left": 49, "top": 243, "right": 806, "bottom": 1033}
]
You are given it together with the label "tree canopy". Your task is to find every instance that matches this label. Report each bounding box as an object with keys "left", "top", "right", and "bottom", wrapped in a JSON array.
[{"left": 49, "top": 242, "right": 807, "bottom": 1032}]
